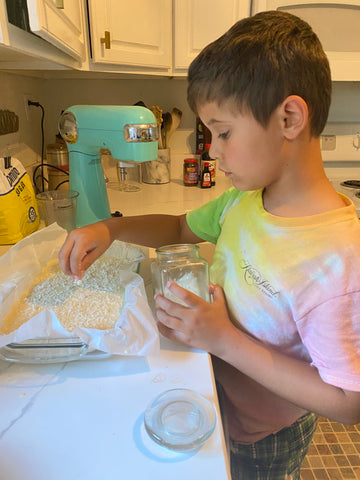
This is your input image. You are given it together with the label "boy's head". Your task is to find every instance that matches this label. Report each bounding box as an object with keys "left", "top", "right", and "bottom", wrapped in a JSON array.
[{"left": 187, "top": 10, "right": 331, "bottom": 137}]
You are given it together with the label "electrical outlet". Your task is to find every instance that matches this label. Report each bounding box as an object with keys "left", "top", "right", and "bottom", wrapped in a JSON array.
[{"left": 23, "top": 94, "right": 36, "bottom": 120}]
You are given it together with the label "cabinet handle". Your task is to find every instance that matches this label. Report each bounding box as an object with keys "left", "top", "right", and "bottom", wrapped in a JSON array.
[
  {"left": 100, "top": 31, "right": 111, "bottom": 49},
  {"left": 55, "top": 0, "right": 64, "bottom": 8}
]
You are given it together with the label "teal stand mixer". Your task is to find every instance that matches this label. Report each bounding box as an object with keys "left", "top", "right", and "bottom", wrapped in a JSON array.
[{"left": 58, "top": 105, "right": 158, "bottom": 227}]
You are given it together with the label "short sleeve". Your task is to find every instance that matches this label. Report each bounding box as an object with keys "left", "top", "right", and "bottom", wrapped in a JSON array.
[
  {"left": 186, "top": 187, "right": 241, "bottom": 244},
  {"left": 297, "top": 292, "right": 360, "bottom": 392}
]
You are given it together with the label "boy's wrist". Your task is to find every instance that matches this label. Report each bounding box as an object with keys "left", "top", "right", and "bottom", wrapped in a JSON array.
[
  {"left": 212, "top": 323, "right": 245, "bottom": 361},
  {"left": 102, "top": 216, "right": 121, "bottom": 244}
]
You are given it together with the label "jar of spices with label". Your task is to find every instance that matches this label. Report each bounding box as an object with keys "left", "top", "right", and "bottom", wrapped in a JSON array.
[
  {"left": 183, "top": 158, "right": 199, "bottom": 186},
  {"left": 151, "top": 244, "right": 210, "bottom": 304}
]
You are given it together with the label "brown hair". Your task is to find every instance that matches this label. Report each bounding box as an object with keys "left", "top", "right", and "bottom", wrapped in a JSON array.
[{"left": 187, "top": 10, "right": 331, "bottom": 137}]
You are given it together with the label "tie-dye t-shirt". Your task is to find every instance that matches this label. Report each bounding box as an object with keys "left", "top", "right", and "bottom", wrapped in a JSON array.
[{"left": 186, "top": 187, "right": 360, "bottom": 443}]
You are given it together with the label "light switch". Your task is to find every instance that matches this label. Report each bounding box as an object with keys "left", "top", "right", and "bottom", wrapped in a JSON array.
[{"left": 321, "top": 135, "right": 336, "bottom": 151}]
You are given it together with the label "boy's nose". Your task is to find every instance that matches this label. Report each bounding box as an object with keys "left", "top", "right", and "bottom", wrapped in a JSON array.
[{"left": 209, "top": 143, "right": 217, "bottom": 160}]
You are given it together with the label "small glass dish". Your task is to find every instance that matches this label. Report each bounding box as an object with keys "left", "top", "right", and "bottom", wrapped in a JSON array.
[
  {"left": 0, "top": 337, "right": 89, "bottom": 364},
  {"left": 144, "top": 388, "right": 216, "bottom": 452}
]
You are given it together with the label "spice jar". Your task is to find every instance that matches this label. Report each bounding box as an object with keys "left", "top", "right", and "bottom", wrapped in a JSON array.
[
  {"left": 151, "top": 244, "right": 210, "bottom": 304},
  {"left": 183, "top": 158, "right": 199, "bottom": 186}
]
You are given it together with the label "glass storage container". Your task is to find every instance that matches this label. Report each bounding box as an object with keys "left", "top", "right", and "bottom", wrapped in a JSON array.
[{"left": 151, "top": 244, "right": 210, "bottom": 304}]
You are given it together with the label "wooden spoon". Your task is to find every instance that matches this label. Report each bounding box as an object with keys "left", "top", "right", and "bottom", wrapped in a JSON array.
[
  {"left": 166, "top": 108, "right": 182, "bottom": 146},
  {"left": 150, "top": 105, "right": 163, "bottom": 149},
  {"left": 161, "top": 112, "right": 172, "bottom": 148}
]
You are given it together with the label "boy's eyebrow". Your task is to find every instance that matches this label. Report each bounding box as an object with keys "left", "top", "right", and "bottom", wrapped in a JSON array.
[{"left": 207, "top": 118, "right": 222, "bottom": 125}]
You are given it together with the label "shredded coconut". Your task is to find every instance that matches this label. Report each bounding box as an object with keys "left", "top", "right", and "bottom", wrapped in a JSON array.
[
  {"left": 1, "top": 256, "right": 125, "bottom": 334},
  {"left": 164, "top": 271, "right": 200, "bottom": 306}
]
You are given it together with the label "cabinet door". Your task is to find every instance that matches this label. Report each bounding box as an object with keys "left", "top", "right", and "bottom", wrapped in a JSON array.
[
  {"left": 88, "top": 0, "right": 171, "bottom": 70},
  {"left": 251, "top": 0, "right": 360, "bottom": 81},
  {"left": 0, "top": 0, "right": 7, "bottom": 44},
  {"left": 174, "top": 0, "right": 251, "bottom": 71},
  {"left": 26, "top": 0, "right": 86, "bottom": 60}
]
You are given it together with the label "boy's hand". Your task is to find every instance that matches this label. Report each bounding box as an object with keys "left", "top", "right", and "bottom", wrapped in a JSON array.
[
  {"left": 58, "top": 221, "right": 111, "bottom": 280},
  {"left": 155, "top": 281, "right": 237, "bottom": 357}
]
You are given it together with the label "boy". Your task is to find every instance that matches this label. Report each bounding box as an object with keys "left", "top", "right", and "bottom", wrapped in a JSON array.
[{"left": 59, "top": 11, "right": 360, "bottom": 479}]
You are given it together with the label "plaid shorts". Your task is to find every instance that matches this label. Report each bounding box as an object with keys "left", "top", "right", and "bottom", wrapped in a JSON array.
[{"left": 229, "top": 412, "right": 318, "bottom": 480}]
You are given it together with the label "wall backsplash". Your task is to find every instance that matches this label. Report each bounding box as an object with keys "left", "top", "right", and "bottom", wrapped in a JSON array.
[
  {"left": 0, "top": 71, "right": 47, "bottom": 167},
  {"left": 0, "top": 70, "right": 359, "bottom": 175}
]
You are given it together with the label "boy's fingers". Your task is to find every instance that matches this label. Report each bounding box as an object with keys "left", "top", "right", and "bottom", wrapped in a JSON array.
[
  {"left": 164, "top": 281, "right": 205, "bottom": 307},
  {"left": 58, "top": 235, "right": 76, "bottom": 276},
  {"left": 155, "top": 307, "right": 184, "bottom": 331},
  {"left": 211, "top": 284, "right": 226, "bottom": 302},
  {"left": 154, "top": 293, "right": 189, "bottom": 319}
]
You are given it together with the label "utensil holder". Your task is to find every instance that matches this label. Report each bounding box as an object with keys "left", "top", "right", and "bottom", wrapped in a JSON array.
[{"left": 141, "top": 148, "right": 170, "bottom": 184}]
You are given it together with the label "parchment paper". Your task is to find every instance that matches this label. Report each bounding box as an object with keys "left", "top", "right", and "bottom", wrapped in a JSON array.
[{"left": 0, "top": 223, "right": 160, "bottom": 356}]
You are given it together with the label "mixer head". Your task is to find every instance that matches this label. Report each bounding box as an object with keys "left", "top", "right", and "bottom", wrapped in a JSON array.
[
  {"left": 59, "top": 105, "right": 159, "bottom": 159},
  {"left": 58, "top": 105, "right": 159, "bottom": 227}
]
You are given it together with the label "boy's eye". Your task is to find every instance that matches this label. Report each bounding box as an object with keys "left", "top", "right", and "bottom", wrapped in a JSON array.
[{"left": 218, "top": 131, "right": 229, "bottom": 139}]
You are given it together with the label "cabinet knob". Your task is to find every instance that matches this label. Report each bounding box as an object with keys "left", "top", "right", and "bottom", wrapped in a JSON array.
[
  {"left": 100, "top": 31, "right": 111, "bottom": 49},
  {"left": 55, "top": 0, "right": 64, "bottom": 8}
]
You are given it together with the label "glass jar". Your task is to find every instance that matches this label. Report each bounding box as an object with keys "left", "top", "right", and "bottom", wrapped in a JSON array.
[
  {"left": 183, "top": 158, "right": 199, "bottom": 186},
  {"left": 151, "top": 244, "right": 210, "bottom": 304}
]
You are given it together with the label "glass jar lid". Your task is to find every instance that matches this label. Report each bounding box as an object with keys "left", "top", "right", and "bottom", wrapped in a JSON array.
[{"left": 155, "top": 244, "right": 200, "bottom": 259}]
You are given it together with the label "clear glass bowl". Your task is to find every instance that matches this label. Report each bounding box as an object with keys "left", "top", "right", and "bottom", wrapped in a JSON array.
[
  {"left": 144, "top": 388, "right": 216, "bottom": 452},
  {"left": 0, "top": 337, "right": 89, "bottom": 364}
]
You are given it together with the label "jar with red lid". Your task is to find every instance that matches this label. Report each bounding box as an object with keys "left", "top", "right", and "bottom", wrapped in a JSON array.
[{"left": 183, "top": 158, "right": 199, "bottom": 186}]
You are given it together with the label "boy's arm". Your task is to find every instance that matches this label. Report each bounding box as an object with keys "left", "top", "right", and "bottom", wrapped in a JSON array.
[
  {"left": 58, "top": 214, "right": 202, "bottom": 279},
  {"left": 219, "top": 319, "right": 360, "bottom": 425},
  {"left": 155, "top": 282, "right": 360, "bottom": 425},
  {"left": 220, "top": 318, "right": 360, "bottom": 424}
]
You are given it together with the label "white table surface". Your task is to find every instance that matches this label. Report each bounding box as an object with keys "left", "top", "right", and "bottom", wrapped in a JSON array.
[
  {"left": 0, "top": 176, "right": 232, "bottom": 480},
  {"left": 0, "top": 338, "right": 230, "bottom": 480}
]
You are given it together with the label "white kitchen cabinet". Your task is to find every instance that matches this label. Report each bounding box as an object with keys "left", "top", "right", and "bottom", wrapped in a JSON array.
[
  {"left": 87, "top": 0, "right": 172, "bottom": 73},
  {"left": 0, "top": 0, "right": 7, "bottom": 44},
  {"left": 26, "top": 0, "right": 86, "bottom": 61},
  {"left": 173, "top": 0, "right": 251, "bottom": 72},
  {"left": 251, "top": 0, "right": 360, "bottom": 81},
  {"left": 0, "top": 0, "right": 251, "bottom": 75},
  {"left": 87, "top": 0, "right": 251, "bottom": 75},
  {"left": 0, "top": 0, "right": 81, "bottom": 70}
]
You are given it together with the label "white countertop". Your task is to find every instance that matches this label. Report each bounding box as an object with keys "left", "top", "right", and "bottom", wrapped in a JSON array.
[
  {"left": 106, "top": 174, "right": 232, "bottom": 216},
  {"left": 0, "top": 339, "right": 230, "bottom": 480},
  {"left": 0, "top": 176, "right": 232, "bottom": 480}
]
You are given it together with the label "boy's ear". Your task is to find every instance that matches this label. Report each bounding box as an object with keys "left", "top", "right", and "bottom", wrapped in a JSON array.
[{"left": 279, "top": 95, "right": 309, "bottom": 140}]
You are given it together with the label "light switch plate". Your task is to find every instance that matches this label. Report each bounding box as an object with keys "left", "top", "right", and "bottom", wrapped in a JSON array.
[{"left": 321, "top": 135, "right": 336, "bottom": 151}]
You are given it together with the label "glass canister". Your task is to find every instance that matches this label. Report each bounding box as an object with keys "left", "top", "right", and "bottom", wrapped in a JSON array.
[
  {"left": 46, "top": 142, "right": 69, "bottom": 190},
  {"left": 151, "top": 244, "right": 210, "bottom": 304}
]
